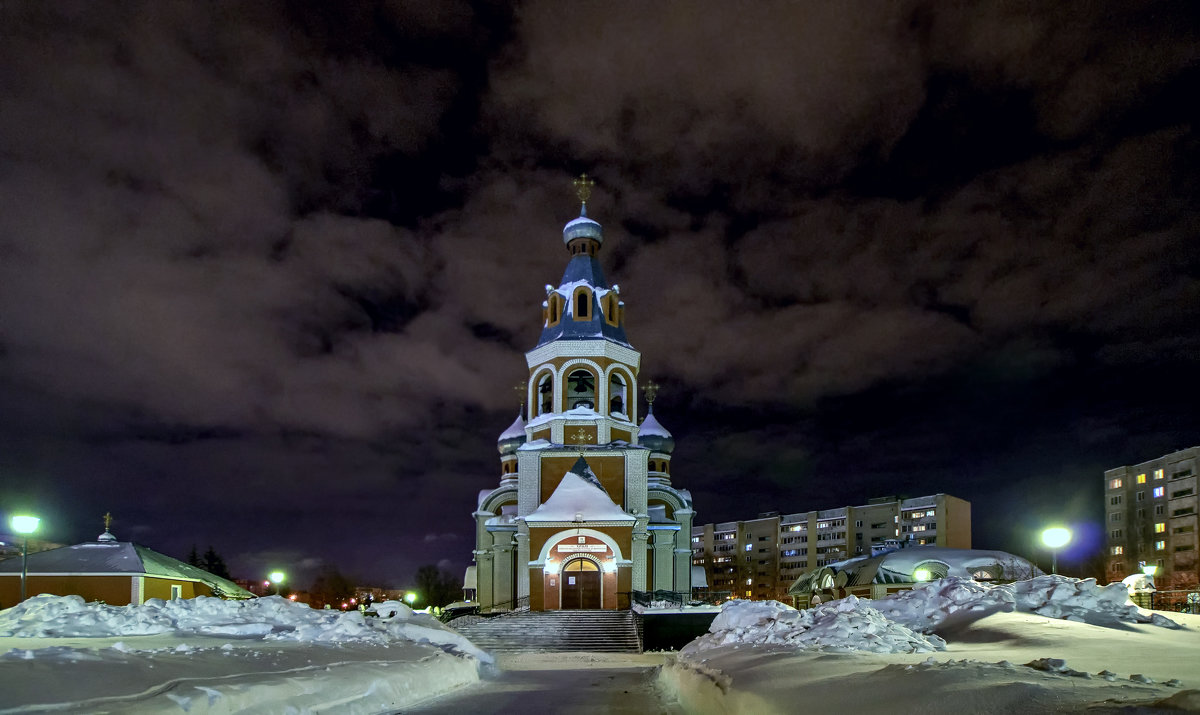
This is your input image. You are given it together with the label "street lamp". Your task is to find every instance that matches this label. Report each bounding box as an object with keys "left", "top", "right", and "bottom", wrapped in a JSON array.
[
  {"left": 404, "top": 591, "right": 417, "bottom": 606},
  {"left": 268, "top": 570, "right": 286, "bottom": 597},
  {"left": 1041, "top": 527, "right": 1072, "bottom": 575},
  {"left": 10, "top": 515, "right": 41, "bottom": 602}
]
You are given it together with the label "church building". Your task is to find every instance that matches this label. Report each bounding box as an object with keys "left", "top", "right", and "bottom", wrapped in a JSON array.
[{"left": 472, "top": 177, "right": 694, "bottom": 611}]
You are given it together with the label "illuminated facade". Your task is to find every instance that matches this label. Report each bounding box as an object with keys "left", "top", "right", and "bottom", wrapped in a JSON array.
[
  {"left": 472, "top": 178, "right": 694, "bottom": 611},
  {"left": 1104, "top": 447, "right": 1199, "bottom": 589},
  {"left": 692, "top": 493, "right": 971, "bottom": 600}
]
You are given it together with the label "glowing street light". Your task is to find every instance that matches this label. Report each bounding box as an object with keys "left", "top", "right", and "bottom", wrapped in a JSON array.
[
  {"left": 1041, "top": 527, "right": 1071, "bottom": 575},
  {"left": 404, "top": 592, "right": 417, "bottom": 605},
  {"left": 10, "top": 515, "right": 40, "bottom": 602},
  {"left": 1141, "top": 563, "right": 1158, "bottom": 578},
  {"left": 268, "top": 570, "right": 286, "bottom": 597}
]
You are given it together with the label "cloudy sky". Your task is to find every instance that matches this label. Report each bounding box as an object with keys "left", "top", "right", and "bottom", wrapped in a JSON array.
[{"left": 1, "top": 1, "right": 1197, "bottom": 587}]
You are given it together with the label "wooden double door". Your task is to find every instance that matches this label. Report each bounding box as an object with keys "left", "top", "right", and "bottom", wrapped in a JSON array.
[{"left": 561, "top": 558, "right": 601, "bottom": 609}]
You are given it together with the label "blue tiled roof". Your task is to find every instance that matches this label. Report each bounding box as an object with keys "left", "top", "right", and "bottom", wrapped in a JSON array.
[{"left": 536, "top": 255, "right": 630, "bottom": 347}]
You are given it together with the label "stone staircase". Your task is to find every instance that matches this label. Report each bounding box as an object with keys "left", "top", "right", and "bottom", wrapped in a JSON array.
[{"left": 450, "top": 609, "right": 641, "bottom": 653}]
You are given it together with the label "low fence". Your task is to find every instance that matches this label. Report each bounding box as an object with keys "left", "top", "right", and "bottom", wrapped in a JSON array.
[{"left": 1150, "top": 589, "right": 1200, "bottom": 614}]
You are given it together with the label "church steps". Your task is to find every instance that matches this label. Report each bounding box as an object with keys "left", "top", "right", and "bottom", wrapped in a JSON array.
[{"left": 450, "top": 610, "right": 641, "bottom": 653}]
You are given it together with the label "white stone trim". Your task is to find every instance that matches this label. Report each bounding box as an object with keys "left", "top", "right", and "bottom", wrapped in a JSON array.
[
  {"left": 531, "top": 527, "right": 628, "bottom": 565},
  {"left": 603, "top": 364, "right": 639, "bottom": 425},
  {"left": 526, "top": 520, "right": 634, "bottom": 528},
  {"left": 525, "top": 340, "right": 641, "bottom": 370},
  {"left": 527, "top": 364, "right": 560, "bottom": 420}
]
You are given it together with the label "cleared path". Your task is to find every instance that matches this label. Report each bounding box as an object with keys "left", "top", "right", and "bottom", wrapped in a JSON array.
[{"left": 398, "top": 652, "right": 683, "bottom": 715}]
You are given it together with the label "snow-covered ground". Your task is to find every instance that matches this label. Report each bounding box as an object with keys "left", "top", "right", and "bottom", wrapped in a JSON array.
[
  {"left": 662, "top": 575, "right": 1200, "bottom": 714},
  {"left": 0, "top": 595, "right": 489, "bottom": 713},
  {"left": 4, "top": 577, "right": 1199, "bottom": 714}
]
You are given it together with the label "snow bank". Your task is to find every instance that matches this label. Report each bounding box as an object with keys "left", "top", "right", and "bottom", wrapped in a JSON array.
[
  {"left": 682, "top": 597, "right": 947, "bottom": 655},
  {"left": 1007, "top": 575, "right": 1177, "bottom": 627},
  {"left": 0, "top": 595, "right": 491, "bottom": 662},
  {"left": 869, "top": 577, "right": 1015, "bottom": 633},
  {"left": 683, "top": 575, "right": 1179, "bottom": 657}
]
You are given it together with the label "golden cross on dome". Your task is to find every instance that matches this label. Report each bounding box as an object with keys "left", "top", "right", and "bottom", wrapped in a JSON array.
[
  {"left": 513, "top": 383, "right": 526, "bottom": 406},
  {"left": 643, "top": 380, "right": 660, "bottom": 405},
  {"left": 103, "top": 512, "right": 113, "bottom": 530},
  {"left": 573, "top": 173, "right": 594, "bottom": 209},
  {"left": 569, "top": 427, "right": 590, "bottom": 444}
]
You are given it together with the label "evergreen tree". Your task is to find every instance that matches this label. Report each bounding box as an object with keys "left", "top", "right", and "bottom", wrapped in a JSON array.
[
  {"left": 201, "top": 546, "right": 231, "bottom": 580},
  {"left": 187, "top": 544, "right": 202, "bottom": 568},
  {"left": 310, "top": 567, "right": 354, "bottom": 608},
  {"left": 414, "top": 565, "right": 461, "bottom": 608}
]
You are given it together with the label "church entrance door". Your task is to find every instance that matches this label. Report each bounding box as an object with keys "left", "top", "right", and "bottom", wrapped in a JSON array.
[{"left": 561, "top": 558, "right": 601, "bottom": 609}]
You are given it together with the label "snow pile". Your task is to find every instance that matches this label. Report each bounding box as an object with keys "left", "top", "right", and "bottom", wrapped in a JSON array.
[
  {"left": 1006, "top": 575, "right": 1177, "bottom": 627},
  {"left": 683, "top": 575, "right": 1181, "bottom": 657},
  {"left": 682, "top": 597, "right": 947, "bottom": 655},
  {"left": 869, "top": 577, "right": 1016, "bottom": 633},
  {"left": 0, "top": 595, "right": 491, "bottom": 661}
]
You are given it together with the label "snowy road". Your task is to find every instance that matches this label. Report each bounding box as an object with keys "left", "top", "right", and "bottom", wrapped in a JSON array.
[{"left": 400, "top": 652, "right": 683, "bottom": 714}]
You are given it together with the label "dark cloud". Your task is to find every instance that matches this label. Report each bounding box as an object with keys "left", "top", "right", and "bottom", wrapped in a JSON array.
[{"left": 0, "top": 1, "right": 1197, "bottom": 583}]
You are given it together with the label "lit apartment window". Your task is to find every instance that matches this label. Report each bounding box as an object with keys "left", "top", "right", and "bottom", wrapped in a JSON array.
[
  {"left": 1110, "top": 478, "right": 1123, "bottom": 489},
  {"left": 1111, "top": 546, "right": 1123, "bottom": 555},
  {"left": 745, "top": 578, "right": 752, "bottom": 585},
  {"left": 1154, "top": 487, "right": 1165, "bottom": 498},
  {"left": 1155, "top": 540, "right": 1166, "bottom": 551},
  {"left": 1155, "top": 523, "right": 1166, "bottom": 533},
  {"left": 1154, "top": 469, "right": 1164, "bottom": 480},
  {"left": 1137, "top": 473, "right": 1146, "bottom": 484},
  {"left": 745, "top": 544, "right": 752, "bottom": 551}
]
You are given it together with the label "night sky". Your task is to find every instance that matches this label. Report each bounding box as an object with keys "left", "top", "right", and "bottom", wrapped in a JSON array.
[{"left": 2, "top": 2, "right": 1198, "bottom": 589}]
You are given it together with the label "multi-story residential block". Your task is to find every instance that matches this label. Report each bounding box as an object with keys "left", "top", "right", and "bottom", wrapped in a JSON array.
[
  {"left": 692, "top": 493, "right": 971, "bottom": 600},
  {"left": 1104, "top": 447, "right": 1199, "bottom": 589}
]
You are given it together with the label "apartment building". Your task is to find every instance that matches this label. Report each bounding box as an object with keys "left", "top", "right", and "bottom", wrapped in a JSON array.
[
  {"left": 1104, "top": 447, "right": 1199, "bottom": 589},
  {"left": 692, "top": 493, "right": 971, "bottom": 600}
]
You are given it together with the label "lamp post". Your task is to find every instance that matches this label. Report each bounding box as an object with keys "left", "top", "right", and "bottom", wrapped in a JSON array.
[
  {"left": 10, "top": 515, "right": 41, "bottom": 602},
  {"left": 268, "top": 570, "right": 286, "bottom": 597},
  {"left": 405, "top": 591, "right": 417, "bottom": 606},
  {"left": 1041, "top": 527, "right": 1071, "bottom": 575}
]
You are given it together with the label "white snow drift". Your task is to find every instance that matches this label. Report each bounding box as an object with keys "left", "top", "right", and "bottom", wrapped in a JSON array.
[{"left": 685, "top": 575, "right": 1179, "bottom": 656}]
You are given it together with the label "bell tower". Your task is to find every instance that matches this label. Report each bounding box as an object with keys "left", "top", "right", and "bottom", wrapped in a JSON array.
[{"left": 472, "top": 176, "right": 695, "bottom": 612}]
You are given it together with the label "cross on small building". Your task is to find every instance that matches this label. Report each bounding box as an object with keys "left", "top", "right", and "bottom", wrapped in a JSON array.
[{"left": 103, "top": 512, "right": 113, "bottom": 530}]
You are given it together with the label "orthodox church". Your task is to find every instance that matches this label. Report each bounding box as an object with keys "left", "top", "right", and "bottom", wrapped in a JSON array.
[{"left": 472, "top": 177, "right": 694, "bottom": 611}]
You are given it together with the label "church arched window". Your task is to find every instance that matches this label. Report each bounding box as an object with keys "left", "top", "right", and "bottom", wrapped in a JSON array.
[
  {"left": 566, "top": 369, "right": 595, "bottom": 410},
  {"left": 537, "top": 373, "right": 553, "bottom": 415},
  {"left": 604, "top": 293, "right": 620, "bottom": 327},
  {"left": 547, "top": 294, "right": 563, "bottom": 326},
  {"left": 609, "top": 373, "right": 626, "bottom": 417},
  {"left": 572, "top": 287, "right": 591, "bottom": 321}
]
